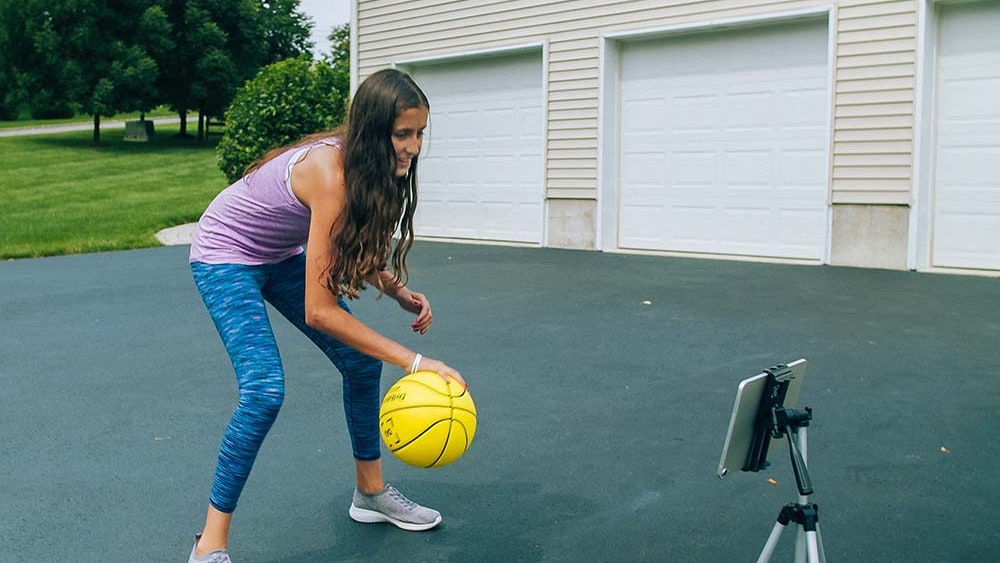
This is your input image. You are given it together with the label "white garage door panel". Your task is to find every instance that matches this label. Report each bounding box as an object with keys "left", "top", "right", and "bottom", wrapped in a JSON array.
[
  {"left": 410, "top": 53, "right": 544, "bottom": 243},
  {"left": 618, "top": 19, "right": 829, "bottom": 259},
  {"left": 933, "top": 2, "right": 1000, "bottom": 270}
]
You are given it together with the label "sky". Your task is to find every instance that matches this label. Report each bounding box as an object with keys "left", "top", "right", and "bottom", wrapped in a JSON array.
[{"left": 298, "top": 0, "right": 352, "bottom": 58}]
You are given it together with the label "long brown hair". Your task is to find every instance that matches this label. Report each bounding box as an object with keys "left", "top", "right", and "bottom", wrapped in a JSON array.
[
  {"left": 244, "top": 69, "right": 428, "bottom": 298},
  {"left": 332, "top": 69, "right": 428, "bottom": 298}
]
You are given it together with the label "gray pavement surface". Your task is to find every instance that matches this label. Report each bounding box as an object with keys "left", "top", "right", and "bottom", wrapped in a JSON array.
[{"left": 1, "top": 242, "right": 998, "bottom": 562}]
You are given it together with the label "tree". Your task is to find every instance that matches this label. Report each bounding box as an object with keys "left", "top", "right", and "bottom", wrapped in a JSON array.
[
  {"left": 4, "top": 0, "right": 78, "bottom": 120},
  {"left": 260, "top": 0, "right": 313, "bottom": 61},
  {"left": 157, "top": 0, "right": 253, "bottom": 139},
  {"left": 327, "top": 22, "right": 350, "bottom": 66},
  {"left": 4, "top": 0, "right": 172, "bottom": 143},
  {"left": 70, "top": 1, "right": 172, "bottom": 144},
  {"left": 216, "top": 56, "right": 343, "bottom": 183},
  {"left": 324, "top": 23, "right": 350, "bottom": 119},
  {"left": 156, "top": 0, "right": 314, "bottom": 140},
  {"left": 2, "top": 0, "right": 313, "bottom": 142},
  {"left": 133, "top": 4, "right": 176, "bottom": 116},
  {"left": 0, "top": 1, "right": 23, "bottom": 119}
]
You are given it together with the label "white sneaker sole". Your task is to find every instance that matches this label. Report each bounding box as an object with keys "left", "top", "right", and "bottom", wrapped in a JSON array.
[{"left": 349, "top": 504, "right": 442, "bottom": 531}]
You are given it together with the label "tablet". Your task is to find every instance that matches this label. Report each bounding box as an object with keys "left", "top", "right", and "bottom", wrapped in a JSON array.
[{"left": 717, "top": 359, "right": 807, "bottom": 478}]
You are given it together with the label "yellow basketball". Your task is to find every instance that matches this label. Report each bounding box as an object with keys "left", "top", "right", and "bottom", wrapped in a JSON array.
[{"left": 379, "top": 371, "right": 477, "bottom": 468}]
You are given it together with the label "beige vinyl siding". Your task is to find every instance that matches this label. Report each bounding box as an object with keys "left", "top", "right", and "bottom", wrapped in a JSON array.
[
  {"left": 358, "top": 0, "right": 921, "bottom": 206},
  {"left": 833, "top": 0, "right": 917, "bottom": 205},
  {"left": 358, "top": 0, "right": 833, "bottom": 201}
]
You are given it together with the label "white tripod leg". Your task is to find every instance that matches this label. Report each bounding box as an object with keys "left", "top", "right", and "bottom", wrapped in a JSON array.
[
  {"left": 756, "top": 520, "right": 787, "bottom": 563},
  {"left": 806, "top": 530, "right": 822, "bottom": 563},
  {"left": 795, "top": 526, "right": 807, "bottom": 563},
  {"left": 814, "top": 523, "right": 827, "bottom": 563}
]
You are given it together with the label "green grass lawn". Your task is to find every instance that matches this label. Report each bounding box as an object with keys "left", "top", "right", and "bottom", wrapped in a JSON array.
[{"left": 0, "top": 124, "right": 225, "bottom": 259}]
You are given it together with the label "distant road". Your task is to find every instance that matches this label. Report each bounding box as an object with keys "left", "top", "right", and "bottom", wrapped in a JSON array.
[{"left": 0, "top": 116, "right": 184, "bottom": 137}]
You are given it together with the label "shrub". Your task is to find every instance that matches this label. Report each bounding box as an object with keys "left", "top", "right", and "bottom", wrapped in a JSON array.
[
  {"left": 28, "top": 90, "right": 75, "bottom": 120},
  {"left": 0, "top": 73, "right": 21, "bottom": 121},
  {"left": 0, "top": 98, "right": 19, "bottom": 121},
  {"left": 216, "top": 56, "right": 345, "bottom": 184}
]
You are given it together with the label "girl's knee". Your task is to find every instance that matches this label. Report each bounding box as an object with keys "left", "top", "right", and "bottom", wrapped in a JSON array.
[{"left": 238, "top": 385, "right": 285, "bottom": 419}]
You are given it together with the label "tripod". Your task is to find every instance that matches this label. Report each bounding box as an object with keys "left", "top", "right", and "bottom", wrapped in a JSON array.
[{"left": 756, "top": 407, "right": 827, "bottom": 563}]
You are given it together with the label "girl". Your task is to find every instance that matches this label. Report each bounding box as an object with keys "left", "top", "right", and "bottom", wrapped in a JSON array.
[{"left": 187, "top": 68, "right": 464, "bottom": 563}]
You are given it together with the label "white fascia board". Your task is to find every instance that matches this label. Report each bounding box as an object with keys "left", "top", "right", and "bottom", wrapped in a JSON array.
[
  {"left": 394, "top": 42, "right": 546, "bottom": 68},
  {"left": 601, "top": 6, "right": 833, "bottom": 41}
]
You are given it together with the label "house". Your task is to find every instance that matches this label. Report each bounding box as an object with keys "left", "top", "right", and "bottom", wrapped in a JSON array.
[{"left": 350, "top": 0, "right": 1000, "bottom": 274}]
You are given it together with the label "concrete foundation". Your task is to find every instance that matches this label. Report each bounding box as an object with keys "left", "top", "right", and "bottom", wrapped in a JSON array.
[
  {"left": 546, "top": 198, "right": 597, "bottom": 249},
  {"left": 830, "top": 204, "right": 910, "bottom": 270}
]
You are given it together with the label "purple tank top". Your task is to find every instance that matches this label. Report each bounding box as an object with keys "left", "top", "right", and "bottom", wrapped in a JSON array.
[{"left": 189, "top": 138, "right": 340, "bottom": 265}]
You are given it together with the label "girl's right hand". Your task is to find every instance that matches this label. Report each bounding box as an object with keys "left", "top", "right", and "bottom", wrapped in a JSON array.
[{"left": 417, "top": 356, "right": 467, "bottom": 389}]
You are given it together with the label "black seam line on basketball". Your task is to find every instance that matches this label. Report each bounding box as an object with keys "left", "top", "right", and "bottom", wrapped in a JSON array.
[
  {"left": 428, "top": 422, "right": 450, "bottom": 467},
  {"left": 392, "top": 378, "right": 458, "bottom": 398},
  {"left": 426, "top": 419, "right": 469, "bottom": 468},
  {"left": 382, "top": 406, "right": 473, "bottom": 427},
  {"left": 429, "top": 421, "right": 472, "bottom": 468},
  {"left": 382, "top": 404, "right": 456, "bottom": 415},
  {"left": 451, "top": 421, "right": 470, "bottom": 449},
  {"left": 392, "top": 419, "right": 451, "bottom": 452}
]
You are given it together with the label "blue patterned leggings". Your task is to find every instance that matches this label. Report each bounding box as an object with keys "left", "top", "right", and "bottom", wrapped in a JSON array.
[{"left": 191, "top": 254, "right": 382, "bottom": 513}]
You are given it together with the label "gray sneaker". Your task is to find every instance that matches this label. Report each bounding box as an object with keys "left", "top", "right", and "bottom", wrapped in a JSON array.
[
  {"left": 349, "top": 485, "right": 442, "bottom": 531},
  {"left": 188, "top": 534, "right": 232, "bottom": 563}
]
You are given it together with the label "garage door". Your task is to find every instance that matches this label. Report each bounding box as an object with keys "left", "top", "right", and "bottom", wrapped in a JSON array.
[
  {"left": 407, "top": 52, "right": 544, "bottom": 243},
  {"left": 932, "top": 2, "right": 1000, "bottom": 270},
  {"left": 618, "top": 19, "right": 829, "bottom": 259}
]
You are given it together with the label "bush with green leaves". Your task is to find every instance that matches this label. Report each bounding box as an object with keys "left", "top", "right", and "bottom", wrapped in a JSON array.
[
  {"left": 217, "top": 56, "right": 345, "bottom": 183},
  {"left": 0, "top": 60, "right": 22, "bottom": 120}
]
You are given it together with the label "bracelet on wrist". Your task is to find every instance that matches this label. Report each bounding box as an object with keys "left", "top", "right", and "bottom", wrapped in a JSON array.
[{"left": 409, "top": 353, "right": 423, "bottom": 373}]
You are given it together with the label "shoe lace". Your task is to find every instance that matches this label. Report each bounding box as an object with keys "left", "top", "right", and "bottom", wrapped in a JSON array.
[
  {"left": 207, "top": 552, "right": 231, "bottom": 563},
  {"left": 386, "top": 486, "right": 417, "bottom": 510}
]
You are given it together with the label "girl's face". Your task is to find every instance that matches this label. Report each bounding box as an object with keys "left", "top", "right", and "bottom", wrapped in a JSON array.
[{"left": 391, "top": 106, "right": 428, "bottom": 177}]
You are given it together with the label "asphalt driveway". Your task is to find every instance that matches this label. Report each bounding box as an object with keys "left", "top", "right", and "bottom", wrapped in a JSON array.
[{"left": 1, "top": 242, "right": 997, "bottom": 562}]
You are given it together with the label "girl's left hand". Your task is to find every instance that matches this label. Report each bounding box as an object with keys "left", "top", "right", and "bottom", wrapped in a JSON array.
[{"left": 396, "top": 288, "right": 432, "bottom": 334}]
